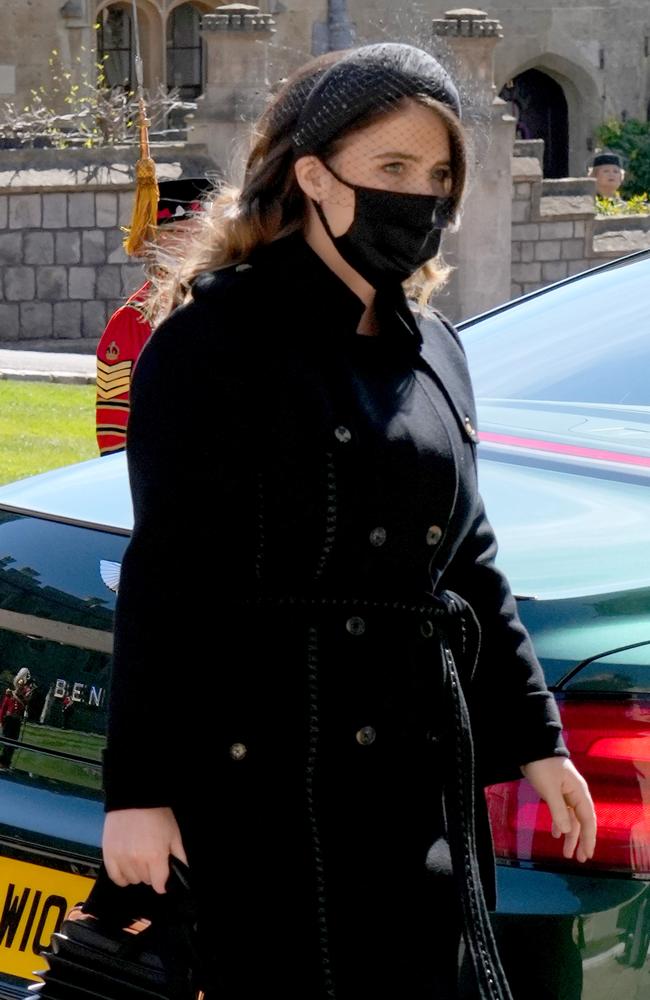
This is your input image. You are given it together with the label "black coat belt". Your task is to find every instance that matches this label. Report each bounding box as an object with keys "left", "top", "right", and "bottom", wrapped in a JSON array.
[{"left": 240, "top": 590, "right": 514, "bottom": 1000}]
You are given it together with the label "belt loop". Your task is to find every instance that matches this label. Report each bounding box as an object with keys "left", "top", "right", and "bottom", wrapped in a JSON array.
[{"left": 439, "top": 589, "right": 482, "bottom": 683}]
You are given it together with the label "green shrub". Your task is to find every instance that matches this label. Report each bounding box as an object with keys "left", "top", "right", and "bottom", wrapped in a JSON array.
[
  {"left": 595, "top": 193, "right": 650, "bottom": 216},
  {"left": 596, "top": 119, "right": 650, "bottom": 198}
]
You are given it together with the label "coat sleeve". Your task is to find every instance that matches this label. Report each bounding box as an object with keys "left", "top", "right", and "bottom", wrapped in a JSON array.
[
  {"left": 102, "top": 300, "right": 256, "bottom": 812},
  {"left": 439, "top": 493, "right": 569, "bottom": 787},
  {"left": 429, "top": 312, "right": 569, "bottom": 787}
]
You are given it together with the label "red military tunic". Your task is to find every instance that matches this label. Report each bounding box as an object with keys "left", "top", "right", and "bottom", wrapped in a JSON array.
[{"left": 96, "top": 282, "right": 152, "bottom": 455}]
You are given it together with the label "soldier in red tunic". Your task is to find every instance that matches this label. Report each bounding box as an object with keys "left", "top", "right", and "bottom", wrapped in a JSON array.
[{"left": 96, "top": 178, "right": 213, "bottom": 456}]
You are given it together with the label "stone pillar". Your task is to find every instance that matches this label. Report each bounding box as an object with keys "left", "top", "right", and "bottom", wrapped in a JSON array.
[
  {"left": 432, "top": 9, "right": 515, "bottom": 322},
  {"left": 188, "top": 4, "right": 276, "bottom": 170},
  {"left": 59, "top": 0, "right": 96, "bottom": 112},
  {"left": 313, "top": 0, "right": 355, "bottom": 56}
]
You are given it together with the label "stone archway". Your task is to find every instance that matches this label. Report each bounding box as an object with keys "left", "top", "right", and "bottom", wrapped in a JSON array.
[
  {"left": 497, "top": 51, "right": 602, "bottom": 178},
  {"left": 500, "top": 69, "right": 569, "bottom": 177}
]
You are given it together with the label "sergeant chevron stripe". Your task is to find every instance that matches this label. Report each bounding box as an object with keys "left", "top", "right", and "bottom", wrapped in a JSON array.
[
  {"left": 97, "top": 359, "right": 133, "bottom": 376},
  {"left": 96, "top": 359, "right": 133, "bottom": 400}
]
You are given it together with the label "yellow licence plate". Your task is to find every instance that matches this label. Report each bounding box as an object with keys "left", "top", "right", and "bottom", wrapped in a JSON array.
[{"left": 0, "top": 856, "right": 94, "bottom": 982}]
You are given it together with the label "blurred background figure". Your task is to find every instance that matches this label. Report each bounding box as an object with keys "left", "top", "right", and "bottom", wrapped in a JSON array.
[
  {"left": 61, "top": 692, "right": 75, "bottom": 730},
  {"left": 0, "top": 679, "right": 27, "bottom": 770},
  {"left": 95, "top": 177, "right": 213, "bottom": 456},
  {"left": 590, "top": 152, "right": 625, "bottom": 201}
]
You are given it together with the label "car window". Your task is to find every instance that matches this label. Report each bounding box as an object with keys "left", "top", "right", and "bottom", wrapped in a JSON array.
[
  {"left": 562, "top": 642, "right": 650, "bottom": 693},
  {"left": 0, "top": 511, "right": 127, "bottom": 790},
  {"left": 463, "top": 255, "right": 650, "bottom": 407}
]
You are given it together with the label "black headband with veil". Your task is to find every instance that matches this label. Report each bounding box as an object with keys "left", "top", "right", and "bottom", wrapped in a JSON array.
[{"left": 291, "top": 43, "right": 461, "bottom": 155}]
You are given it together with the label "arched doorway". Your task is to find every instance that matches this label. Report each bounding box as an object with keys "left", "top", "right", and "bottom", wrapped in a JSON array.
[{"left": 500, "top": 69, "right": 569, "bottom": 178}]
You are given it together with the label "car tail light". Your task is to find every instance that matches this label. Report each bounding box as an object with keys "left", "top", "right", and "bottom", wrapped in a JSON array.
[{"left": 486, "top": 696, "right": 650, "bottom": 875}]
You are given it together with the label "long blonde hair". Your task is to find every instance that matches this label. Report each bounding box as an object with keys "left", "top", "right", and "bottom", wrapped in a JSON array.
[{"left": 146, "top": 51, "right": 467, "bottom": 323}]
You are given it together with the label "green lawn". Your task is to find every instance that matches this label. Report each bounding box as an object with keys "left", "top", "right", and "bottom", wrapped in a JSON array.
[
  {"left": 0, "top": 381, "right": 98, "bottom": 485},
  {"left": 9, "top": 723, "right": 104, "bottom": 791},
  {"left": 0, "top": 713, "right": 105, "bottom": 790}
]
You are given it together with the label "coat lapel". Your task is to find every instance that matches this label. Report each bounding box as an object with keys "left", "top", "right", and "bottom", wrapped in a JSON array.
[{"left": 417, "top": 311, "right": 479, "bottom": 447}]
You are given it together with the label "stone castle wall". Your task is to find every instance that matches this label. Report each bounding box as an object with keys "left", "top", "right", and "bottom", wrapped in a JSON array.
[
  {"left": 0, "top": 144, "right": 215, "bottom": 350},
  {"left": 2, "top": 137, "right": 650, "bottom": 348},
  {"left": 510, "top": 139, "right": 650, "bottom": 300},
  {"left": 0, "top": 186, "right": 141, "bottom": 349},
  {"left": 4, "top": 2, "right": 650, "bottom": 179}
]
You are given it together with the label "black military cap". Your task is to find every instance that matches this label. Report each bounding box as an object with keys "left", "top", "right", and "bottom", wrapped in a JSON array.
[{"left": 592, "top": 152, "right": 623, "bottom": 168}]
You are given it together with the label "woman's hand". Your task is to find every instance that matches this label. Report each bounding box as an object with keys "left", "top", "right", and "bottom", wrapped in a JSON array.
[
  {"left": 102, "top": 807, "right": 188, "bottom": 894},
  {"left": 520, "top": 757, "right": 597, "bottom": 863}
]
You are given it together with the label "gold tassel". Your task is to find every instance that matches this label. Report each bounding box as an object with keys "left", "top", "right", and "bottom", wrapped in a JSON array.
[{"left": 123, "top": 96, "right": 159, "bottom": 256}]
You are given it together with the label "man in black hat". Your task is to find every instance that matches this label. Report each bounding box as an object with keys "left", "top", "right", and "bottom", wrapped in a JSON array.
[
  {"left": 96, "top": 177, "right": 212, "bottom": 456},
  {"left": 590, "top": 152, "right": 625, "bottom": 200}
]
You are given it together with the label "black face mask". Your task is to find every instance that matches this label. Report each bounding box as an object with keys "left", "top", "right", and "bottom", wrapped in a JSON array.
[{"left": 313, "top": 162, "right": 450, "bottom": 286}]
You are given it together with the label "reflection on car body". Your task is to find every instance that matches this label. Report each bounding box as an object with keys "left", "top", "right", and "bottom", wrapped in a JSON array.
[
  {"left": 0, "top": 251, "right": 649, "bottom": 997},
  {"left": 460, "top": 251, "right": 650, "bottom": 999}
]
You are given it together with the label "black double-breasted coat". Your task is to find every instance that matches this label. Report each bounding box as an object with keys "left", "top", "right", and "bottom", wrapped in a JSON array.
[{"left": 103, "top": 232, "right": 568, "bottom": 999}]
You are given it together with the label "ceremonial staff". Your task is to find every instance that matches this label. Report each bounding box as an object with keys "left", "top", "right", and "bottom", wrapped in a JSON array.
[{"left": 123, "top": 0, "right": 159, "bottom": 255}]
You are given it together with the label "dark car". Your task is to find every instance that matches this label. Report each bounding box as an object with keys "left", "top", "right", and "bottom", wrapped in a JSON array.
[{"left": 0, "top": 251, "right": 649, "bottom": 998}]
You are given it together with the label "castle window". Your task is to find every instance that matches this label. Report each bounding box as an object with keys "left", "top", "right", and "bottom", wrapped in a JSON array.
[
  {"left": 166, "top": 3, "right": 203, "bottom": 100},
  {"left": 97, "top": 5, "right": 133, "bottom": 90}
]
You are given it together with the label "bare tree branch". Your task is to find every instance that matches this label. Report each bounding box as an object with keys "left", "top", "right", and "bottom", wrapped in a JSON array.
[{"left": 0, "top": 49, "right": 196, "bottom": 149}]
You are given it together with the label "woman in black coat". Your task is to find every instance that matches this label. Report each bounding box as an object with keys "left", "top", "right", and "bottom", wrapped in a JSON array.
[{"left": 102, "top": 43, "right": 596, "bottom": 1000}]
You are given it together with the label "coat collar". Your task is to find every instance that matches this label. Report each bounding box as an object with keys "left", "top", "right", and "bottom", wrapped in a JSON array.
[
  {"left": 192, "top": 232, "right": 477, "bottom": 445},
  {"left": 250, "top": 234, "right": 477, "bottom": 443},
  {"left": 248, "top": 232, "right": 424, "bottom": 357}
]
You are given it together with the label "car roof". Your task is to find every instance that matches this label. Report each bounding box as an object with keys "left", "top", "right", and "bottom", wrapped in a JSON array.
[
  {"left": 0, "top": 452, "right": 133, "bottom": 534},
  {"left": 458, "top": 247, "right": 650, "bottom": 331}
]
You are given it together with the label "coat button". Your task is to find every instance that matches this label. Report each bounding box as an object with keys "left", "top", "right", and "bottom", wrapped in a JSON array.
[
  {"left": 229, "top": 742, "right": 247, "bottom": 761},
  {"left": 346, "top": 616, "right": 366, "bottom": 636},
  {"left": 369, "top": 526, "right": 387, "bottom": 547},
  {"left": 334, "top": 425, "right": 352, "bottom": 444},
  {"left": 464, "top": 416, "right": 478, "bottom": 441},
  {"left": 420, "top": 620, "right": 434, "bottom": 639},
  {"left": 426, "top": 524, "right": 442, "bottom": 546},
  {"left": 356, "top": 726, "right": 376, "bottom": 746}
]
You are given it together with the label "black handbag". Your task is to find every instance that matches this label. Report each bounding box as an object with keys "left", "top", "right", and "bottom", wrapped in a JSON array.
[{"left": 28, "top": 856, "right": 200, "bottom": 1000}]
